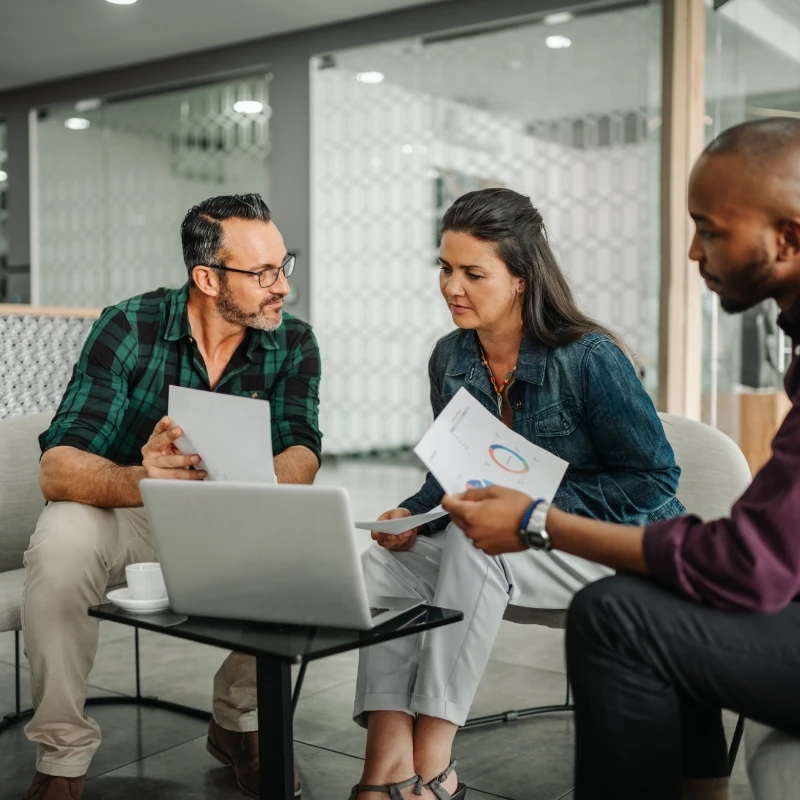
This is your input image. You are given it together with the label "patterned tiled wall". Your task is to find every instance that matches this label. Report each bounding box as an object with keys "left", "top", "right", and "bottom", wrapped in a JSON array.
[
  {"left": 36, "top": 76, "right": 272, "bottom": 308},
  {"left": 0, "top": 313, "right": 96, "bottom": 419},
  {"left": 311, "top": 11, "right": 661, "bottom": 454}
]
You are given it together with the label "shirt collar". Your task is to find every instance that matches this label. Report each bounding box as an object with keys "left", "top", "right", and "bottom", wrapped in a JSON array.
[
  {"left": 164, "top": 283, "right": 192, "bottom": 342},
  {"left": 777, "top": 296, "right": 800, "bottom": 342},
  {"left": 164, "top": 282, "right": 278, "bottom": 350},
  {"left": 447, "top": 329, "right": 547, "bottom": 385}
]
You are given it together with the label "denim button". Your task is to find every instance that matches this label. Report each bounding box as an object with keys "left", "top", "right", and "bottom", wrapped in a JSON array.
[{"left": 561, "top": 419, "right": 569, "bottom": 430}]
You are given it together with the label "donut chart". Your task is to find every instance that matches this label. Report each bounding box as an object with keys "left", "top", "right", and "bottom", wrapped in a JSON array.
[{"left": 488, "top": 444, "right": 530, "bottom": 474}]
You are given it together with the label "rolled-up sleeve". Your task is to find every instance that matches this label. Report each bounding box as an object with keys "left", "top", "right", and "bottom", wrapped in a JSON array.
[
  {"left": 39, "top": 307, "right": 137, "bottom": 458},
  {"left": 643, "top": 402, "right": 800, "bottom": 613},
  {"left": 270, "top": 326, "right": 322, "bottom": 462}
]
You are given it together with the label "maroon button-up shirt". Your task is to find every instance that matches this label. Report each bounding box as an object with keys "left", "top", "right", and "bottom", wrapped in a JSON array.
[{"left": 644, "top": 300, "right": 800, "bottom": 612}]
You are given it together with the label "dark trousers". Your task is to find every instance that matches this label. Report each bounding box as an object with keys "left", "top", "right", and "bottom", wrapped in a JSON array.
[{"left": 566, "top": 574, "right": 800, "bottom": 800}]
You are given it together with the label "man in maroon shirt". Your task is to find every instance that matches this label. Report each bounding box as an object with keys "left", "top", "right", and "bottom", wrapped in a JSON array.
[{"left": 442, "top": 117, "right": 800, "bottom": 800}]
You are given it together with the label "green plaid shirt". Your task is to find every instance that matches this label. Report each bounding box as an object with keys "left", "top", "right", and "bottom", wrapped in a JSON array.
[{"left": 40, "top": 283, "right": 322, "bottom": 464}]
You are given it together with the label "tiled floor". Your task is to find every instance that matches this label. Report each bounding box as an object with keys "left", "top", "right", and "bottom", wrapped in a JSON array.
[{"left": 0, "top": 462, "right": 754, "bottom": 799}]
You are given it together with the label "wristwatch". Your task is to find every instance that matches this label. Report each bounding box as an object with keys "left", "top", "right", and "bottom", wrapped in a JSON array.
[{"left": 520, "top": 500, "right": 553, "bottom": 551}]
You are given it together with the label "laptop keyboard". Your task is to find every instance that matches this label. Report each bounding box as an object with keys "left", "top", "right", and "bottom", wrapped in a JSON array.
[{"left": 370, "top": 606, "right": 390, "bottom": 618}]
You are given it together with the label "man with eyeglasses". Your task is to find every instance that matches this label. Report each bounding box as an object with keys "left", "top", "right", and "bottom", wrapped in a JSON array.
[{"left": 22, "top": 194, "right": 320, "bottom": 800}]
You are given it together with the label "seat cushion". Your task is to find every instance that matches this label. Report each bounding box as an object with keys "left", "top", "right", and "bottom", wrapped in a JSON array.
[
  {"left": 0, "top": 413, "right": 53, "bottom": 574},
  {"left": 746, "top": 721, "right": 800, "bottom": 799},
  {"left": 0, "top": 568, "right": 26, "bottom": 633}
]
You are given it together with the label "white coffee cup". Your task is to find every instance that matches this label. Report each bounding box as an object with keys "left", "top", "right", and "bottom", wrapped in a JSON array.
[{"left": 126, "top": 563, "right": 167, "bottom": 601}]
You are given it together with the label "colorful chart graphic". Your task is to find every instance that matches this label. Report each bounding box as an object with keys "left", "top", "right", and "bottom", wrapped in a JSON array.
[
  {"left": 488, "top": 444, "right": 530, "bottom": 474},
  {"left": 466, "top": 479, "right": 494, "bottom": 489}
]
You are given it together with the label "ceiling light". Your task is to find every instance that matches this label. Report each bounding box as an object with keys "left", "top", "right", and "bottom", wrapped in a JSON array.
[
  {"left": 0, "top": 171, "right": 7, "bottom": 182},
  {"left": 233, "top": 100, "right": 263, "bottom": 114},
  {"left": 546, "top": 35, "right": 572, "bottom": 49},
  {"left": 75, "top": 98, "right": 102, "bottom": 112},
  {"left": 356, "top": 71, "right": 385, "bottom": 84},
  {"left": 64, "top": 118, "right": 91, "bottom": 131},
  {"left": 544, "top": 11, "right": 573, "bottom": 25},
  {"left": 106, "top": 0, "right": 138, "bottom": 5},
  {"left": 401, "top": 144, "right": 413, "bottom": 155}
]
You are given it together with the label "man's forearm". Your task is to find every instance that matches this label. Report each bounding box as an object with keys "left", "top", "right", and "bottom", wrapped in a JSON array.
[
  {"left": 40, "top": 446, "right": 145, "bottom": 508},
  {"left": 547, "top": 507, "right": 649, "bottom": 574},
  {"left": 274, "top": 446, "right": 319, "bottom": 485}
]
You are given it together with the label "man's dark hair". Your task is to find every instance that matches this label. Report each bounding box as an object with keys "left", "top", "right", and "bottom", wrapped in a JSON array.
[
  {"left": 704, "top": 117, "right": 800, "bottom": 164},
  {"left": 181, "top": 193, "right": 272, "bottom": 284}
]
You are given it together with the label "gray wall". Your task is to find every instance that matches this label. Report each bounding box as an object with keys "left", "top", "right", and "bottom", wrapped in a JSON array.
[{"left": 0, "top": 0, "right": 603, "bottom": 316}]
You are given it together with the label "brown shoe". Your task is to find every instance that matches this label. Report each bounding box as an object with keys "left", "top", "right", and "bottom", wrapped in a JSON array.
[
  {"left": 22, "top": 772, "right": 86, "bottom": 800},
  {"left": 206, "top": 718, "right": 301, "bottom": 798}
]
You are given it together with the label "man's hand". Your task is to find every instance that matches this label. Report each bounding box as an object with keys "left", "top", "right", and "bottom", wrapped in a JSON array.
[
  {"left": 141, "top": 417, "right": 207, "bottom": 480},
  {"left": 371, "top": 508, "right": 421, "bottom": 552},
  {"left": 442, "top": 486, "right": 532, "bottom": 555}
]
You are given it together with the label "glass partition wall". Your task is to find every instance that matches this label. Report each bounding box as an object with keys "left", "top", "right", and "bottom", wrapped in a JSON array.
[
  {"left": 34, "top": 74, "right": 272, "bottom": 308},
  {"left": 311, "top": 2, "right": 663, "bottom": 454},
  {"left": 704, "top": 0, "right": 800, "bottom": 452},
  {"left": 0, "top": 121, "right": 8, "bottom": 301}
]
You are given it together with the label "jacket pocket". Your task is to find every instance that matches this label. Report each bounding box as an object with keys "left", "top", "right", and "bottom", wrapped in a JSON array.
[{"left": 535, "top": 400, "right": 579, "bottom": 438}]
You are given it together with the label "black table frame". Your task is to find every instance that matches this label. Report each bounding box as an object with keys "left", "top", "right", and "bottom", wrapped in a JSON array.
[{"left": 88, "top": 605, "right": 462, "bottom": 800}]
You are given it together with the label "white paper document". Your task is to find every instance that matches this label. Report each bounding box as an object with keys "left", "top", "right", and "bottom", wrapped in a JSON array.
[
  {"left": 168, "top": 386, "right": 276, "bottom": 484},
  {"left": 414, "top": 388, "right": 568, "bottom": 501},
  {"left": 354, "top": 506, "right": 449, "bottom": 534}
]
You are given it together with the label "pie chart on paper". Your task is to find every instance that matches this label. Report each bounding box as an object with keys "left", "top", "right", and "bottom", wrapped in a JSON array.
[{"left": 489, "top": 444, "right": 530, "bottom": 474}]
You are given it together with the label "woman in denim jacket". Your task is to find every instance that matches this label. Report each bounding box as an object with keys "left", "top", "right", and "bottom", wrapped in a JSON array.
[{"left": 348, "top": 189, "right": 685, "bottom": 800}]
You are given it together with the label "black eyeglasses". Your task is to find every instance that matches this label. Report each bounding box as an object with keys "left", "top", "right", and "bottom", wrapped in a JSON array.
[{"left": 206, "top": 253, "right": 296, "bottom": 288}]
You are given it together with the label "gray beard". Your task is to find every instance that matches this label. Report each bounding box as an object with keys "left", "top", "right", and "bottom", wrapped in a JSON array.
[{"left": 217, "top": 280, "right": 282, "bottom": 332}]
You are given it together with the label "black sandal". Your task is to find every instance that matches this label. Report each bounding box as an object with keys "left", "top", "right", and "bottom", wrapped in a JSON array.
[
  {"left": 425, "top": 759, "right": 467, "bottom": 800},
  {"left": 348, "top": 774, "right": 424, "bottom": 799}
]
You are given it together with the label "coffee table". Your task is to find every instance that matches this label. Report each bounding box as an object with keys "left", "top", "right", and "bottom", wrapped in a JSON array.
[{"left": 88, "top": 603, "right": 462, "bottom": 799}]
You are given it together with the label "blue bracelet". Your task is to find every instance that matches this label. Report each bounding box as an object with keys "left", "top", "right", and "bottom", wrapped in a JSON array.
[{"left": 520, "top": 499, "right": 543, "bottom": 533}]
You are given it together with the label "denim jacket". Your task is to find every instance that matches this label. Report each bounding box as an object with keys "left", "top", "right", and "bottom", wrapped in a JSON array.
[{"left": 400, "top": 328, "right": 685, "bottom": 531}]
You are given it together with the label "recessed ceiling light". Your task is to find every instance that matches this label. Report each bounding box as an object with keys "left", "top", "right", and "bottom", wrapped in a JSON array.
[
  {"left": 544, "top": 12, "right": 573, "bottom": 25},
  {"left": 106, "top": 0, "right": 138, "bottom": 5},
  {"left": 64, "top": 118, "right": 91, "bottom": 131},
  {"left": 546, "top": 35, "right": 572, "bottom": 50},
  {"left": 233, "top": 100, "right": 264, "bottom": 114},
  {"left": 75, "top": 98, "right": 102, "bottom": 112},
  {"left": 356, "top": 71, "right": 385, "bottom": 84},
  {"left": 0, "top": 171, "right": 7, "bottom": 182}
]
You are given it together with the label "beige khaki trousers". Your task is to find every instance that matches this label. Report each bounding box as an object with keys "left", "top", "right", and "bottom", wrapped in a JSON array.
[{"left": 22, "top": 501, "right": 257, "bottom": 778}]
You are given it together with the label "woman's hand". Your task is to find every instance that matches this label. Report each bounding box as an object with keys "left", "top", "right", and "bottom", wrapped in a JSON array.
[{"left": 371, "top": 508, "right": 422, "bottom": 552}]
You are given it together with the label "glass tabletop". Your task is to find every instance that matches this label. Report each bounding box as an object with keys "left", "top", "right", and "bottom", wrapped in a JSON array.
[{"left": 88, "top": 604, "right": 463, "bottom": 664}]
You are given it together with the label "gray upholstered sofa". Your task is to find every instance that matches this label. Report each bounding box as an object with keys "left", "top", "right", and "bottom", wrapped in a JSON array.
[
  {"left": 0, "top": 412, "right": 52, "bottom": 639},
  {"left": 747, "top": 722, "right": 800, "bottom": 799}
]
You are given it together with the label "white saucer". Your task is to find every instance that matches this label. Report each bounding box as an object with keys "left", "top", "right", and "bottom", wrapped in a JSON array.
[{"left": 107, "top": 587, "right": 171, "bottom": 614}]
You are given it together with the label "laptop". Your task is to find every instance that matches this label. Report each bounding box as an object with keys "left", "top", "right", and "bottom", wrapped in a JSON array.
[{"left": 139, "top": 480, "right": 424, "bottom": 630}]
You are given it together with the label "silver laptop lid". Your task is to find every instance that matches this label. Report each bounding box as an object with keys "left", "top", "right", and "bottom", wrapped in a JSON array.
[{"left": 139, "top": 481, "right": 374, "bottom": 629}]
